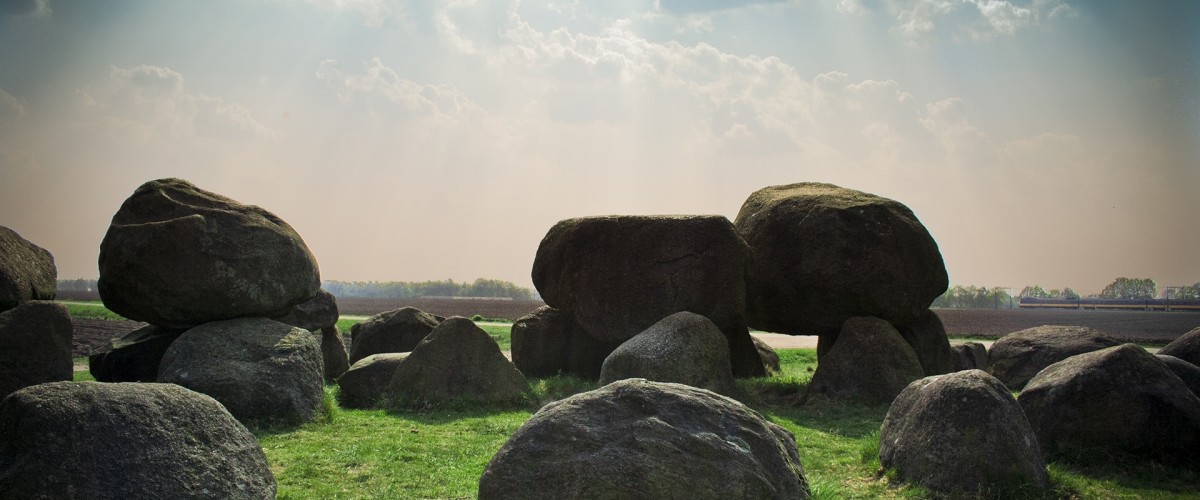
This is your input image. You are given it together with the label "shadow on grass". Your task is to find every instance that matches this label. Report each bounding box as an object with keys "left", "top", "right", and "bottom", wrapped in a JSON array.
[{"left": 1047, "top": 450, "right": 1200, "bottom": 496}]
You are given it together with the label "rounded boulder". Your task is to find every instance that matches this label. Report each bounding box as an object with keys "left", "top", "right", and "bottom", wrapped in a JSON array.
[
  {"left": 386, "top": 317, "right": 529, "bottom": 406},
  {"left": 808, "top": 316, "right": 924, "bottom": 406},
  {"left": 98, "top": 178, "right": 320, "bottom": 328},
  {"left": 988, "top": 325, "right": 1120, "bottom": 390},
  {"left": 0, "top": 226, "right": 57, "bottom": 312},
  {"left": 1159, "top": 326, "right": 1200, "bottom": 367},
  {"left": 348, "top": 307, "right": 441, "bottom": 364},
  {"left": 600, "top": 311, "right": 737, "bottom": 396}
]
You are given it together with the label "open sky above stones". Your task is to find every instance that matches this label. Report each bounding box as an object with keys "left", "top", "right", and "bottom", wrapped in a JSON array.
[{"left": 1, "top": 0, "right": 1197, "bottom": 294}]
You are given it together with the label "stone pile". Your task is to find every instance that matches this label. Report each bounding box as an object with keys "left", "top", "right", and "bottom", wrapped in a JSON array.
[
  {"left": 0, "top": 226, "right": 72, "bottom": 401},
  {"left": 89, "top": 178, "right": 343, "bottom": 425}
]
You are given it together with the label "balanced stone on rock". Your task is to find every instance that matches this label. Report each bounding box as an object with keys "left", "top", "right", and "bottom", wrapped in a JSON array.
[
  {"left": 600, "top": 312, "right": 738, "bottom": 396},
  {"left": 387, "top": 317, "right": 529, "bottom": 405},
  {"left": 0, "top": 381, "right": 275, "bottom": 499},
  {"left": 479, "top": 378, "right": 810, "bottom": 500},
  {"left": 88, "top": 324, "right": 186, "bottom": 382},
  {"left": 337, "top": 353, "right": 408, "bottom": 409},
  {"left": 0, "top": 301, "right": 72, "bottom": 401},
  {"left": 0, "top": 226, "right": 57, "bottom": 312},
  {"left": 510, "top": 305, "right": 618, "bottom": 379},
  {"left": 1159, "top": 326, "right": 1200, "bottom": 367},
  {"left": 531, "top": 215, "right": 763, "bottom": 377},
  {"left": 988, "top": 325, "right": 1120, "bottom": 390},
  {"left": 158, "top": 317, "right": 325, "bottom": 427},
  {"left": 734, "top": 183, "right": 947, "bottom": 336},
  {"left": 808, "top": 317, "right": 924, "bottom": 406},
  {"left": 1018, "top": 344, "right": 1200, "bottom": 462},
  {"left": 348, "top": 307, "right": 441, "bottom": 364},
  {"left": 98, "top": 178, "right": 321, "bottom": 328},
  {"left": 880, "top": 370, "right": 1050, "bottom": 497}
]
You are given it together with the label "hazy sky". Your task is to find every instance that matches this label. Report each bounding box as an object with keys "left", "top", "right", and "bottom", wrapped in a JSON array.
[{"left": 1, "top": 0, "right": 1197, "bottom": 295}]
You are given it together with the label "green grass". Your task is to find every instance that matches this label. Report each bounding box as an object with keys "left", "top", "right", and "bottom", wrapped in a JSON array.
[{"left": 61, "top": 301, "right": 128, "bottom": 321}]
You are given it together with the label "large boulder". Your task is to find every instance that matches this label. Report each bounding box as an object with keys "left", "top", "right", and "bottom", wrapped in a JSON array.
[
  {"left": 88, "top": 324, "right": 186, "bottom": 382},
  {"left": 348, "top": 307, "right": 441, "bottom": 364},
  {"left": 1159, "top": 326, "right": 1200, "bottom": 367},
  {"left": 895, "top": 309, "right": 953, "bottom": 376},
  {"left": 0, "top": 226, "right": 57, "bottom": 312},
  {"left": 600, "top": 312, "right": 737, "bottom": 396},
  {"left": 478, "top": 378, "right": 810, "bottom": 499},
  {"left": 0, "top": 301, "right": 72, "bottom": 400},
  {"left": 319, "top": 325, "right": 350, "bottom": 382},
  {"left": 951, "top": 342, "right": 989, "bottom": 372},
  {"left": 733, "top": 183, "right": 947, "bottom": 336},
  {"left": 531, "top": 215, "right": 764, "bottom": 377},
  {"left": 387, "top": 317, "right": 529, "bottom": 405},
  {"left": 808, "top": 317, "right": 924, "bottom": 406},
  {"left": 0, "top": 381, "right": 275, "bottom": 498},
  {"left": 337, "top": 353, "right": 408, "bottom": 409},
  {"left": 1159, "top": 354, "right": 1200, "bottom": 398},
  {"left": 271, "top": 289, "right": 339, "bottom": 332},
  {"left": 157, "top": 317, "right": 325, "bottom": 426},
  {"left": 510, "top": 305, "right": 620, "bottom": 380},
  {"left": 880, "top": 370, "right": 1050, "bottom": 497},
  {"left": 988, "top": 325, "right": 1120, "bottom": 390},
  {"left": 97, "top": 178, "right": 321, "bottom": 328},
  {"left": 1018, "top": 344, "right": 1200, "bottom": 462}
]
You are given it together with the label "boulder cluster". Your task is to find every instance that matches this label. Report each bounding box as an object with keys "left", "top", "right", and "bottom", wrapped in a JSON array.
[{"left": 0, "top": 226, "right": 72, "bottom": 401}]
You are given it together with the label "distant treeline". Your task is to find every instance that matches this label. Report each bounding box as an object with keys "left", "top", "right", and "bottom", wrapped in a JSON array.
[
  {"left": 57, "top": 277, "right": 535, "bottom": 301},
  {"left": 932, "top": 286, "right": 1015, "bottom": 309},
  {"left": 322, "top": 278, "right": 534, "bottom": 300}
]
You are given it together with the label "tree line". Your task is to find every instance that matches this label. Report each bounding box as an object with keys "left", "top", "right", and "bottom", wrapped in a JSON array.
[
  {"left": 935, "top": 277, "right": 1200, "bottom": 309},
  {"left": 321, "top": 278, "right": 534, "bottom": 300}
]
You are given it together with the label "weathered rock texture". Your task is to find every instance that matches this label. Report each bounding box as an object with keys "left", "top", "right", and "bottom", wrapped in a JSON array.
[
  {"left": 988, "top": 325, "right": 1120, "bottom": 390},
  {"left": 478, "top": 378, "right": 810, "bottom": 500},
  {"left": 348, "top": 307, "right": 441, "bottom": 364},
  {"left": 387, "top": 317, "right": 529, "bottom": 405},
  {"left": 0, "top": 301, "right": 72, "bottom": 400},
  {"left": 1159, "top": 326, "right": 1200, "bottom": 367},
  {"left": 809, "top": 317, "right": 924, "bottom": 406},
  {"left": 1018, "top": 344, "right": 1200, "bottom": 462},
  {"left": 319, "top": 326, "right": 350, "bottom": 382},
  {"left": 895, "top": 309, "right": 953, "bottom": 376},
  {"left": 158, "top": 317, "right": 325, "bottom": 426},
  {"left": 1159, "top": 354, "right": 1200, "bottom": 398},
  {"left": 510, "top": 306, "right": 620, "bottom": 380},
  {"left": 0, "top": 382, "right": 276, "bottom": 499},
  {"left": 337, "top": 353, "right": 408, "bottom": 409},
  {"left": 0, "top": 226, "right": 57, "bottom": 312},
  {"left": 271, "top": 289, "right": 339, "bottom": 332},
  {"left": 88, "top": 324, "right": 186, "bottom": 382},
  {"left": 951, "top": 342, "right": 989, "bottom": 372},
  {"left": 98, "top": 178, "right": 320, "bottom": 328},
  {"left": 600, "top": 312, "right": 737, "bottom": 396},
  {"left": 733, "top": 183, "right": 947, "bottom": 336},
  {"left": 754, "top": 335, "right": 782, "bottom": 375},
  {"left": 880, "top": 370, "right": 1050, "bottom": 497},
  {"left": 531, "top": 215, "right": 764, "bottom": 378}
]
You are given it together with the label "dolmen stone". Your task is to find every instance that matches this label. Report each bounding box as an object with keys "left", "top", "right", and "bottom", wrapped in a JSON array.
[
  {"left": 0, "top": 382, "right": 275, "bottom": 499},
  {"left": 0, "top": 226, "right": 57, "bottom": 312},
  {"left": 1158, "top": 354, "right": 1200, "bottom": 398},
  {"left": 319, "top": 325, "right": 350, "bottom": 382},
  {"left": 754, "top": 335, "right": 782, "bottom": 375},
  {"left": 880, "top": 370, "right": 1050, "bottom": 497},
  {"left": 271, "top": 289, "right": 339, "bottom": 332},
  {"left": 88, "top": 324, "right": 186, "bottom": 382},
  {"left": 478, "top": 378, "right": 810, "bottom": 499},
  {"left": 600, "top": 312, "right": 738, "bottom": 396},
  {"left": 808, "top": 317, "right": 924, "bottom": 406},
  {"left": 1019, "top": 344, "right": 1200, "bottom": 462},
  {"left": 1159, "top": 326, "right": 1200, "bottom": 367},
  {"left": 348, "top": 307, "right": 441, "bottom": 364},
  {"left": 951, "top": 342, "right": 989, "bottom": 372},
  {"left": 895, "top": 309, "right": 953, "bottom": 376},
  {"left": 988, "top": 325, "right": 1120, "bottom": 390},
  {"left": 510, "top": 305, "right": 617, "bottom": 379},
  {"left": 158, "top": 317, "right": 325, "bottom": 426},
  {"left": 0, "top": 301, "right": 72, "bottom": 401},
  {"left": 337, "top": 353, "right": 408, "bottom": 409},
  {"left": 386, "top": 317, "right": 529, "bottom": 406},
  {"left": 733, "top": 183, "right": 947, "bottom": 337},
  {"left": 97, "top": 178, "right": 321, "bottom": 328},
  {"left": 529, "top": 215, "right": 764, "bottom": 378}
]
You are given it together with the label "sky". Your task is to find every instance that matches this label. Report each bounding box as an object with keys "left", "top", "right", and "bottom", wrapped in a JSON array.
[{"left": 1, "top": 0, "right": 1197, "bottom": 296}]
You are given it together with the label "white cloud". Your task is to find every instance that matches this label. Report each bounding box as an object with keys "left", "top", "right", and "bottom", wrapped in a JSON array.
[
  {"left": 77, "top": 65, "right": 279, "bottom": 141},
  {"left": 885, "top": 0, "right": 1075, "bottom": 44},
  {"left": 0, "top": 88, "right": 28, "bottom": 120}
]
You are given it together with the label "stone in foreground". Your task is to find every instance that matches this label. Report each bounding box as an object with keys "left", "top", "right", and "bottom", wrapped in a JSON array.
[
  {"left": 479, "top": 378, "right": 810, "bottom": 499},
  {"left": 98, "top": 178, "right": 321, "bottom": 327},
  {"left": 881, "top": 370, "right": 1050, "bottom": 497},
  {"left": 0, "top": 382, "right": 275, "bottom": 499},
  {"left": 0, "top": 301, "right": 72, "bottom": 401}
]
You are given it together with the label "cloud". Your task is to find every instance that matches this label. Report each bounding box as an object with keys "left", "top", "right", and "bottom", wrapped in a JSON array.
[
  {"left": 0, "top": 88, "right": 28, "bottom": 120},
  {"left": 284, "top": 0, "right": 404, "bottom": 27},
  {"left": 77, "top": 65, "right": 278, "bottom": 141},
  {"left": 315, "top": 58, "right": 486, "bottom": 123},
  {"left": 0, "top": 0, "right": 50, "bottom": 18},
  {"left": 884, "top": 0, "right": 1075, "bottom": 45}
]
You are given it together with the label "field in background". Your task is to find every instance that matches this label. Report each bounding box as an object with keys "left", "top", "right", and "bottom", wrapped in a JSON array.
[{"left": 935, "top": 308, "right": 1199, "bottom": 344}]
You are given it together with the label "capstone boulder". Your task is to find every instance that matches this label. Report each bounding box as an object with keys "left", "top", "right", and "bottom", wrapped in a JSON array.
[{"left": 98, "top": 178, "right": 321, "bottom": 328}]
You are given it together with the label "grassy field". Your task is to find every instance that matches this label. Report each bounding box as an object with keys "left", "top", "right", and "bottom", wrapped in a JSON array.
[{"left": 65, "top": 302, "right": 1200, "bottom": 498}]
